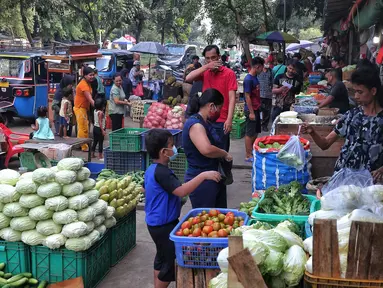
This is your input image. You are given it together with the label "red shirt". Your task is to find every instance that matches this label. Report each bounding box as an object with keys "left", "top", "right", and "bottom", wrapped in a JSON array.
[{"left": 201, "top": 66, "right": 238, "bottom": 122}]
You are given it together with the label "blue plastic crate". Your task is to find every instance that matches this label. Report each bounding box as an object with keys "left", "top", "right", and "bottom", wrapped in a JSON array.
[
  {"left": 170, "top": 208, "right": 249, "bottom": 269},
  {"left": 84, "top": 162, "right": 105, "bottom": 179},
  {"left": 141, "top": 129, "right": 182, "bottom": 151},
  {"left": 104, "top": 148, "right": 145, "bottom": 175}
]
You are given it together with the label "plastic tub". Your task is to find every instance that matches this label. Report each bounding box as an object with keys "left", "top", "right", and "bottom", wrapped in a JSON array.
[
  {"left": 84, "top": 162, "right": 105, "bottom": 179},
  {"left": 170, "top": 208, "right": 249, "bottom": 269}
]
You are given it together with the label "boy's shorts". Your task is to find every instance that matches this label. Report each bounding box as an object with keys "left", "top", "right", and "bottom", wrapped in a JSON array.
[
  {"left": 147, "top": 219, "right": 179, "bottom": 282},
  {"left": 60, "top": 117, "right": 69, "bottom": 127},
  {"left": 245, "top": 109, "right": 261, "bottom": 137}
]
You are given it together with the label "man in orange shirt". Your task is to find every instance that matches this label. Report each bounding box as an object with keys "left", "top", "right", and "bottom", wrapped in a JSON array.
[{"left": 74, "top": 66, "right": 95, "bottom": 151}]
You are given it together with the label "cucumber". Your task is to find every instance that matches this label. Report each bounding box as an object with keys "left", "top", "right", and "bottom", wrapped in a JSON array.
[
  {"left": 0, "top": 263, "right": 5, "bottom": 271},
  {"left": 6, "top": 274, "right": 24, "bottom": 283},
  {"left": 3, "top": 273, "right": 12, "bottom": 279},
  {"left": 37, "top": 280, "right": 48, "bottom": 288},
  {"left": 6, "top": 277, "right": 28, "bottom": 287},
  {"left": 20, "top": 273, "right": 32, "bottom": 279},
  {"left": 0, "top": 277, "right": 7, "bottom": 284},
  {"left": 28, "top": 278, "right": 38, "bottom": 285},
  {"left": 0, "top": 271, "right": 4, "bottom": 277}
]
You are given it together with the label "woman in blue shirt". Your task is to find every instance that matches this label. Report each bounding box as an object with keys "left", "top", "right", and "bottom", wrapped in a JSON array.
[{"left": 183, "top": 89, "right": 233, "bottom": 208}]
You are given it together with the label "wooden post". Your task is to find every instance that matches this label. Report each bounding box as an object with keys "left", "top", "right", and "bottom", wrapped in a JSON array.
[{"left": 228, "top": 236, "right": 244, "bottom": 288}]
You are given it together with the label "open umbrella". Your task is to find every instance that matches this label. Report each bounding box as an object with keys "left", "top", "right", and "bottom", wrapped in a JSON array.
[
  {"left": 112, "top": 36, "right": 132, "bottom": 45},
  {"left": 286, "top": 40, "right": 314, "bottom": 52},
  {"left": 129, "top": 42, "right": 168, "bottom": 79},
  {"left": 256, "top": 31, "right": 299, "bottom": 44}
]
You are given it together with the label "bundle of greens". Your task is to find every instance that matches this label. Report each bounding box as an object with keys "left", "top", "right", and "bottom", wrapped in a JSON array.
[
  {"left": 239, "top": 198, "right": 260, "bottom": 216},
  {"left": 258, "top": 181, "right": 310, "bottom": 215}
]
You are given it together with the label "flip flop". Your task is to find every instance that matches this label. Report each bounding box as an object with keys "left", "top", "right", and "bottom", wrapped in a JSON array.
[{"left": 245, "top": 158, "right": 254, "bottom": 163}]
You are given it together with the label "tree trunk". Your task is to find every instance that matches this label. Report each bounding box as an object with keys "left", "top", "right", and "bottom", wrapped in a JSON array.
[
  {"left": 19, "top": 0, "right": 34, "bottom": 47},
  {"left": 161, "top": 24, "right": 165, "bottom": 45},
  {"left": 241, "top": 36, "right": 252, "bottom": 65},
  {"left": 261, "top": 0, "right": 269, "bottom": 31},
  {"left": 135, "top": 18, "right": 144, "bottom": 43}
]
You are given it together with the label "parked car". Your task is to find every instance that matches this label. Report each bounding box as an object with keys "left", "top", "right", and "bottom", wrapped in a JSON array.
[{"left": 157, "top": 44, "right": 202, "bottom": 70}]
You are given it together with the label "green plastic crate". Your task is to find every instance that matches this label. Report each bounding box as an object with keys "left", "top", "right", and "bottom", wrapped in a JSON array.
[
  {"left": 252, "top": 194, "right": 317, "bottom": 225},
  {"left": 247, "top": 218, "right": 306, "bottom": 239},
  {"left": 20, "top": 152, "right": 36, "bottom": 171},
  {"left": 109, "top": 128, "right": 148, "bottom": 152},
  {"left": 146, "top": 148, "right": 188, "bottom": 182},
  {"left": 310, "top": 199, "right": 321, "bottom": 213},
  {"left": 0, "top": 241, "right": 30, "bottom": 274},
  {"left": 30, "top": 232, "right": 111, "bottom": 288},
  {"left": 111, "top": 208, "right": 137, "bottom": 266},
  {"left": 230, "top": 119, "right": 246, "bottom": 139}
]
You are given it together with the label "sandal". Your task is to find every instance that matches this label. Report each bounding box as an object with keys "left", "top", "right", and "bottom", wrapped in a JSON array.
[{"left": 245, "top": 158, "right": 254, "bottom": 163}]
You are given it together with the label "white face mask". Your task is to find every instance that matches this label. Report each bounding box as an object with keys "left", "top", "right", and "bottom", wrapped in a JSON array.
[{"left": 264, "top": 64, "right": 270, "bottom": 69}]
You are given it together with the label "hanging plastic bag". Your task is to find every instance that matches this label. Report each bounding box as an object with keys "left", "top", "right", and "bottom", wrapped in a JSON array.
[
  {"left": 321, "top": 168, "right": 373, "bottom": 195},
  {"left": 277, "top": 135, "right": 306, "bottom": 170},
  {"left": 133, "top": 82, "right": 144, "bottom": 97}
]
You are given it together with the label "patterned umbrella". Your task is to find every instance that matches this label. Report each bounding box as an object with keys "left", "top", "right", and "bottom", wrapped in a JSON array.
[{"left": 256, "top": 31, "right": 299, "bottom": 43}]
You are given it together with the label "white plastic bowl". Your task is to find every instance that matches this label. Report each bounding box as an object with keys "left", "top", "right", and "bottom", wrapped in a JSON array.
[{"left": 280, "top": 111, "right": 298, "bottom": 118}]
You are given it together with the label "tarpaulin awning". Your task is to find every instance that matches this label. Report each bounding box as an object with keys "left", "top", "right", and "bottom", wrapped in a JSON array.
[
  {"left": 323, "top": 0, "right": 354, "bottom": 31},
  {"left": 352, "top": 0, "right": 383, "bottom": 30}
]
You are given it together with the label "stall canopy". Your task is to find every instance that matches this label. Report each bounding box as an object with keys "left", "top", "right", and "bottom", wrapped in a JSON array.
[
  {"left": 323, "top": 0, "right": 354, "bottom": 31},
  {"left": 256, "top": 31, "right": 299, "bottom": 43},
  {"left": 113, "top": 37, "right": 132, "bottom": 45},
  {"left": 286, "top": 40, "right": 314, "bottom": 52},
  {"left": 352, "top": 0, "right": 383, "bottom": 30}
]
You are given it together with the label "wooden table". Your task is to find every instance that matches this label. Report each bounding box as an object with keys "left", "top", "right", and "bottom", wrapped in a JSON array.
[{"left": 24, "top": 138, "right": 93, "bottom": 162}]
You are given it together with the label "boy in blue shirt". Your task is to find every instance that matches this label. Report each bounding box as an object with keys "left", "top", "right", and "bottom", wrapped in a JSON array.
[{"left": 144, "top": 129, "right": 221, "bottom": 288}]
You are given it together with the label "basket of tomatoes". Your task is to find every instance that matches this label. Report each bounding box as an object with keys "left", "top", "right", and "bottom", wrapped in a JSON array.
[{"left": 170, "top": 208, "right": 249, "bottom": 269}]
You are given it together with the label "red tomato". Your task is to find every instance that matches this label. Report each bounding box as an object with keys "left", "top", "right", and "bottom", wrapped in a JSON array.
[
  {"left": 224, "top": 216, "right": 234, "bottom": 226},
  {"left": 181, "top": 221, "right": 191, "bottom": 230},
  {"left": 175, "top": 229, "right": 183, "bottom": 236},
  {"left": 192, "top": 217, "right": 201, "bottom": 225},
  {"left": 202, "top": 225, "right": 213, "bottom": 234},
  {"left": 201, "top": 232, "right": 208, "bottom": 237},
  {"left": 208, "top": 231, "right": 218, "bottom": 238},
  {"left": 205, "top": 220, "right": 214, "bottom": 226},
  {"left": 226, "top": 212, "right": 235, "bottom": 218},
  {"left": 192, "top": 228, "right": 202, "bottom": 237},
  {"left": 209, "top": 209, "right": 218, "bottom": 217},
  {"left": 218, "top": 229, "right": 228, "bottom": 237},
  {"left": 183, "top": 228, "right": 190, "bottom": 236}
]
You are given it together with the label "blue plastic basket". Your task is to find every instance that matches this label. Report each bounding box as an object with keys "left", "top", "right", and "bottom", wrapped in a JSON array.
[
  {"left": 84, "top": 162, "right": 105, "bottom": 179},
  {"left": 169, "top": 208, "right": 249, "bottom": 269},
  {"left": 104, "top": 148, "right": 146, "bottom": 175},
  {"left": 141, "top": 129, "right": 182, "bottom": 151}
]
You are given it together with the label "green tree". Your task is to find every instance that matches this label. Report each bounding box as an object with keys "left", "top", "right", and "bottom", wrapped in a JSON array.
[{"left": 62, "top": 0, "right": 143, "bottom": 43}]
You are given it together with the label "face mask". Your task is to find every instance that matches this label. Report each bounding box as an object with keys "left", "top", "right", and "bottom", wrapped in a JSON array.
[
  {"left": 208, "top": 105, "right": 220, "bottom": 122},
  {"left": 165, "top": 145, "right": 178, "bottom": 161}
]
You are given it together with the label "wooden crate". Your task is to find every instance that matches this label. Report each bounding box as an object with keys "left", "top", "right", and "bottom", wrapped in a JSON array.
[{"left": 176, "top": 266, "right": 220, "bottom": 288}]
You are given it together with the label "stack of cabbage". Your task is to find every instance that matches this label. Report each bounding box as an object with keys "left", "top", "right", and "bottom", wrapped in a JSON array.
[
  {"left": 211, "top": 221, "right": 307, "bottom": 288},
  {"left": 95, "top": 177, "right": 142, "bottom": 219},
  {"left": 0, "top": 158, "right": 117, "bottom": 252},
  {"left": 304, "top": 184, "right": 383, "bottom": 278}
]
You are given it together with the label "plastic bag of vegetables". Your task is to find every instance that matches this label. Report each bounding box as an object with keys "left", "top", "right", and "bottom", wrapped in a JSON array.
[
  {"left": 277, "top": 135, "right": 306, "bottom": 170},
  {"left": 321, "top": 185, "right": 361, "bottom": 211},
  {"left": 208, "top": 272, "right": 227, "bottom": 288}
]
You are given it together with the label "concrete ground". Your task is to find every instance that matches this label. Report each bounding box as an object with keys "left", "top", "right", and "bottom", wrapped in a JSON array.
[{"left": 8, "top": 116, "right": 269, "bottom": 288}]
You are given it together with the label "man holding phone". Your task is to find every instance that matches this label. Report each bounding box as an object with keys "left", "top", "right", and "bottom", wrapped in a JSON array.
[
  {"left": 186, "top": 45, "right": 237, "bottom": 152},
  {"left": 271, "top": 59, "right": 302, "bottom": 121}
]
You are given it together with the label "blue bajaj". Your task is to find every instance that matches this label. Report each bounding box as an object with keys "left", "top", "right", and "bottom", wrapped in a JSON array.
[
  {"left": 0, "top": 52, "right": 48, "bottom": 124},
  {"left": 94, "top": 49, "right": 134, "bottom": 100}
]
